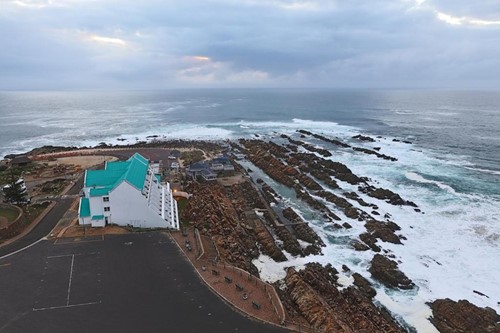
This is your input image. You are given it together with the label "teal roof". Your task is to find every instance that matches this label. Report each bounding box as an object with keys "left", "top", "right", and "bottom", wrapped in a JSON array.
[
  {"left": 155, "top": 174, "right": 161, "bottom": 183},
  {"left": 91, "top": 215, "right": 104, "bottom": 220},
  {"left": 85, "top": 153, "right": 149, "bottom": 197},
  {"left": 90, "top": 187, "right": 112, "bottom": 196},
  {"left": 79, "top": 197, "right": 90, "bottom": 217}
]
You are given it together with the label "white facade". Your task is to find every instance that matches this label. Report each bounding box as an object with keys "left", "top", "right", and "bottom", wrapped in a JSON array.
[{"left": 78, "top": 153, "right": 179, "bottom": 230}]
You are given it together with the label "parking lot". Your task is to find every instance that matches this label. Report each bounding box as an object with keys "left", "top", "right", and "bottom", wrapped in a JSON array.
[{"left": 0, "top": 232, "right": 288, "bottom": 333}]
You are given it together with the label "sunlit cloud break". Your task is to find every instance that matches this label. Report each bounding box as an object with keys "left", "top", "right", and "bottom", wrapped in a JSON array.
[
  {"left": 436, "top": 11, "right": 500, "bottom": 26},
  {"left": 89, "top": 35, "right": 127, "bottom": 46}
]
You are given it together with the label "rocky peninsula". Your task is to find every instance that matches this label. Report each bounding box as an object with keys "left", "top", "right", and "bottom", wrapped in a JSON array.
[{"left": 3, "top": 133, "right": 498, "bottom": 333}]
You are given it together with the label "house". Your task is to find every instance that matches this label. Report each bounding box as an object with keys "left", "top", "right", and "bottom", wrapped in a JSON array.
[
  {"left": 169, "top": 149, "right": 181, "bottom": 160},
  {"left": 10, "top": 155, "right": 32, "bottom": 167},
  {"left": 78, "top": 153, "right": 179, "bottom": 229},
  {"left": 186, "top": 162, "right": 218, "bottom": 181}
]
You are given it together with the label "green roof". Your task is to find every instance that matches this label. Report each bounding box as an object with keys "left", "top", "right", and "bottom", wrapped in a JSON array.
[
  {"left": 91, "top": 215, "right": 104, "bottom": 220},
  {"left": 90, "top": 187, "right": 112, "bottom": 196},
  {"left": 85, "top": 153, "right": 149, "bottom": 197},
  {"left": 79, "top": 197, "right": 90, "bottom": 217}
]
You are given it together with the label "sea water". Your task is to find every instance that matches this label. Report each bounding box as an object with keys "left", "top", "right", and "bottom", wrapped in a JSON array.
[{"left": 1, "top": 89, "right": 499, "bottom": 332}]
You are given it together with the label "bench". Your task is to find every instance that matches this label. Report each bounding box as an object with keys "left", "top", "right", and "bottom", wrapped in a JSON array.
[
  {"left": 224, "top": 276, "right": 233, "bottom": 284},
  {"left": 252, "top": 301, "right": 261, "bottom": 310},
  {"left": 212, "top": 269, "right": 219, "bottom": 276},
  {"left": 235, "top": 284, "right": 244, "bottom": 291}
]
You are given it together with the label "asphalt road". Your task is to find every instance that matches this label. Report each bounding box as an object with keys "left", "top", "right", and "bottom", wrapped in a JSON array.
[
  {"left": 0, "top": 232, "right": 290, "bottom": 333},
  {"left": 0, "top": 175, "right": 83, "bottom": 258}
]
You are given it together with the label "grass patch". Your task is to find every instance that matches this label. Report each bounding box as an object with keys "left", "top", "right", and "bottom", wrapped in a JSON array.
[{"left": 0, "top": 206, "right": 20, "bottom": 222}]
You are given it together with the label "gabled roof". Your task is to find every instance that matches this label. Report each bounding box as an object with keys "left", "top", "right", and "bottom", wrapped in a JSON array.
[{"left": 85, "top": 153, "right": 149, "bottom": 197}]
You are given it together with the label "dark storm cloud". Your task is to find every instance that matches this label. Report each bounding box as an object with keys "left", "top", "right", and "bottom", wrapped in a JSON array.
[{"left": 0, "top": 0, "right": 498, "bottom": 89}]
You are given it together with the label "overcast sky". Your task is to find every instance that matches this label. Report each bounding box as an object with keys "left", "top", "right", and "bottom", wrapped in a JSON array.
[{"left": 1, "top": 0, "right": 499, "bottom": 90}]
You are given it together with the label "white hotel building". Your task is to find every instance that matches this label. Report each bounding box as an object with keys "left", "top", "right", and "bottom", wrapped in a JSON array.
[{"left": 78, "top": 153, "right": 179, "bottom": 229}]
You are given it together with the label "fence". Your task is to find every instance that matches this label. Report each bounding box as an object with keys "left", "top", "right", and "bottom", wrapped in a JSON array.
[{"left": 209, "top": 259, "right": 286, "bottom": 325}]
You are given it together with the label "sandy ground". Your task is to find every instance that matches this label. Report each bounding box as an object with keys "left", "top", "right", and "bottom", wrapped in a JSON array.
[
  {"left": 217, "top": 174, "right": 247, "bottom": 186},
  {"left": 61, "top": 225, "right": 129, "bottom": 238},
  {"left": 46, "top": 155, "right": 117, "bottom": 169}
]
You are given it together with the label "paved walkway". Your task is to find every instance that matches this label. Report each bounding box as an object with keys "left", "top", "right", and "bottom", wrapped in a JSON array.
[{"left": 171, "top": 229, "right": 286, "bottom": 327}]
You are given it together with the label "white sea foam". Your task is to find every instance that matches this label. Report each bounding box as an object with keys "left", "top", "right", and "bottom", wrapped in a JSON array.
[
  {"left": 465, "top": 166, "right": 500, "bottom": 176},
  {"left": 250, "top": 130, "right": 500, "bottom": 332},
  {"left": 405, "top": 172, "right": 457, "bottom": 193}
]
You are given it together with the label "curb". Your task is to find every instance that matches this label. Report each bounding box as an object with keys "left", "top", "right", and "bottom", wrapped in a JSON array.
[{"left": 0, "top": 200, "right": 56, "bottom": 249}]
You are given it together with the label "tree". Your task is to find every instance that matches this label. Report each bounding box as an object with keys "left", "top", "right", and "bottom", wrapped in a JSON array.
[{"left": 3, "top": 168, "right": 28, "bottom": 205}]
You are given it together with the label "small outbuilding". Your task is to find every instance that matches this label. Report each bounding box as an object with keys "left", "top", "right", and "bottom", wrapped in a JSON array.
[{"left": 10, "top": 155, "right": 32, "bottom": 167}]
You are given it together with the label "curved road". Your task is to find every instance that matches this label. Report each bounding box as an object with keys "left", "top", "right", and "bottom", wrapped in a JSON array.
[{"left": 0, "top": 175, "right": 83, "bottom": 258}]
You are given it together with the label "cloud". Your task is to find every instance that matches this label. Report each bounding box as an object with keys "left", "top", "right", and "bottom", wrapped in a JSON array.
[
  {"left": 88, "top": 35, "right": 128, "bottom": 47},
  {"left": 0, "top": 0, "right": 499, "bottom": 89}
]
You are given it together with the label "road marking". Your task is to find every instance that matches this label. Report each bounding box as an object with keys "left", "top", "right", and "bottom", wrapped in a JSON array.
[
  {"left": 66, "top": 254, "right": 75, "bottom": 306},
  {"left": 33, "top": 301, "right": 101, "bottom": 312},
  {"left": 54, "top": 235, "right": 104, "bottom": 245},
  {"left": 0, "top": 237, "right": 47, "bottom": 261},
  {"left": 47, "top": 251, "right": 100, "bottom": 259},
  {"left": 0, "top": 262, "right": 11, "bottom": 268}
]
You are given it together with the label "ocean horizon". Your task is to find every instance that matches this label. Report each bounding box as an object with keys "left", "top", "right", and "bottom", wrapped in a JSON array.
[{"left": 1, "top": 89, "right": 499, "bottom": 332}]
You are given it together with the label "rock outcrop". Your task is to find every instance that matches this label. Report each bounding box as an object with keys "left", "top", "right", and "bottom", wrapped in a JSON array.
[
  {"left": 429, "top": 299, "right": 500, "bottom": 333},
  {"left": 280, "top": 263, "right": 406, "bottom": 333},
  {"left": 369, "top": 254, "right": 415, "bottom": 290}
]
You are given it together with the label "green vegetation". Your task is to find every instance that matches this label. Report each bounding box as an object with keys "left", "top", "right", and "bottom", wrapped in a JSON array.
[
  {"left": 180, "top": 150, "right": 205, "bottom": 165},
  {"left": 3, "top": 168, "right": 28, "bottom": 205},
  {"left": 0, "top": 206, "right": 20, "bottom": 222},
  {"left": 176, "top": 197, "right": 191, "bottom": 228},
  {"left": 39, "top": 178, "right": 68, "bottom": 195},
  {"left": 0, "top": 163, "right": 44, "bottom": 184},
  {"left": 23, "top": 202, "right": 50, "bottom": 225}
]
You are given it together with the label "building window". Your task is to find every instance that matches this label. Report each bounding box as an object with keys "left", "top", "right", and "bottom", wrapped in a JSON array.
[
  {"left": 103, "top": 197, "right": 109, "bottom": 202},
  {"left": 104, "top": 207, "right": 110, "bottom": 212}
]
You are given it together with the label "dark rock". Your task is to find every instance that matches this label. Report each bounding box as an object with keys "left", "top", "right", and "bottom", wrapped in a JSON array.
[
  {"left": 352, "top": 273, "right": 377, "bottom": 298},
  {"left": 361, "top": 186, "right": 418, "bottom": 207},
  {"left": 281, "top": 264, "right": 406, "bottom": 333},
  {"left": 352, "top": 134, "right": 376, "bottom": 142},
  {"left": 352, "top": 146, "right": 398, "bottom": 161},
  {"left": 365, "top": 220, "right": 402, "bottom": 244},
  {"left": 369, "top": 254, "right": 415, "bottom": 290},
  {"left": 351, "top": 239, "right": 371, "bottom": 251},
  {"left": 359, "top": 232, "right": 381, "bottom": 252},
  {"left": 473, "top": 290, "right": 489, "bottom": 298},
  {"left": 429, "top": 298, "right": 499, "bottom": 333}
]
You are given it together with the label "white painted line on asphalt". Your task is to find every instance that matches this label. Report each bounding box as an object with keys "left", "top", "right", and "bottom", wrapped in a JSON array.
[
  {"left": 66, "top": 254, "right": 75, "bottom": 306},
  {"left": 47, "top": 254, "right": 74, "bottom": 259},
  {"left": 0, "top": 237, "right": 47, "bottom": 261},
  {"left": 47, "top": 251, "right": 100, "bottom": 259},
  {"left": 33, "top": 301, "right": 101, "bottom": 312}
]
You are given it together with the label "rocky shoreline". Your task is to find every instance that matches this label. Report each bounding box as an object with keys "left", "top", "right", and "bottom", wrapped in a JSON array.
[{"left": 6, "top": 134, "right": 498, "bottom": 333}]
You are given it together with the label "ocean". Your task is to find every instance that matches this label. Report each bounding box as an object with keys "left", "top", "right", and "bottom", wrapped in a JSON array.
[{"left": 1, "top": 89, "right": 499, "bottom": 331}]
